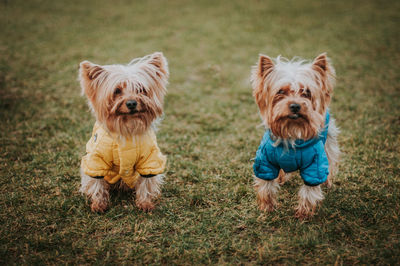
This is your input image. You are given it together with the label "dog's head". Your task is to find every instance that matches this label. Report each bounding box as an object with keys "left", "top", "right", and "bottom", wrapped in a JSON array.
[
  {"left": 251, "top": 53, "right": 335, "bottom": 140},
  {"left": 79, "top": 52, "right": 168, "bottom": 137}
]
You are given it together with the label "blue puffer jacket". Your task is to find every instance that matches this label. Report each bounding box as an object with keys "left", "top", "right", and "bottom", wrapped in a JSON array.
[{"left": 253, "top": 112, "right": 330, "bottom": 186}]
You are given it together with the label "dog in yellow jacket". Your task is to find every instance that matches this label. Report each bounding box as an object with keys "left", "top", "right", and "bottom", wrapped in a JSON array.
[{"left": 79, "top": 52, "right": 168, "bottom": 212}]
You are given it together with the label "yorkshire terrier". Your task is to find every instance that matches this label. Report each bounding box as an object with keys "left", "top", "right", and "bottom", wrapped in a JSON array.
[
  {"left": 251, "top": 53, "right": 340, "bottom": 218},
  {"left": 79, "top": 52, "right": 168, "bottom": 212}
]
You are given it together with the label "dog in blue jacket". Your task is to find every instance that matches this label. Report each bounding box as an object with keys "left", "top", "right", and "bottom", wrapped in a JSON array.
[{"left": 251, "top": 53, "right": 340, "bottom": 218}]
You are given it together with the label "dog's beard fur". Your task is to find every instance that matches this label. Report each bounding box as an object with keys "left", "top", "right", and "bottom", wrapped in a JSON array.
[
  {"left": 270, "top": 112, "right": 323, "bottom": 141},
  {"left": 251, "top": 53, "right": 335, "bottom": 141},
  {"left": 79, "top": 52, "right": 168, "bottom": 137}
]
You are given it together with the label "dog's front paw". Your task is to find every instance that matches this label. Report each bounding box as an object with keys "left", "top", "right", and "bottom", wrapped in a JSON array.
[
  {"left": 295, "top": 208, "right": 315, "bottom": 220},
  {"left": 136, "top": 200, "right": 155, "bottom": 211},
  {"left": 294, "top": 204, "right": 316, "bottom": 219},
  {"left": 90, "top": 200, "right": 108, "bottom": 213},
  {"left": 257, "top": 197, "right": 275, "bottom": 212}
]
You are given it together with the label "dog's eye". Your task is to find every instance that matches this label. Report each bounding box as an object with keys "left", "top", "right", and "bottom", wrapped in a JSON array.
[
  {"left": 277, "top": 89, "right": 285, "bottom": 95},
  {"left": 138, "top": 86, "right": 148, "bottom": 95},
  {"left": 114, "top": 88, "right": 122, "bottom": 95},
  {"left": 302, "top": 89, "right": 311, "bottom": 98}
]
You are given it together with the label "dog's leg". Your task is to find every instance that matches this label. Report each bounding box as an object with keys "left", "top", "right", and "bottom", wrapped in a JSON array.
[
  {"left": 135, "top": 174, "right": 164, "bottom": 211},
  {"left": 324, "top": 118, "right": 340, "bottom": 188},
  {"left": 295, "top": 185, "right": 323, "bottom": 218},
  {"left": 254, "top": 177, "right": 280, "bottom": 212},
  {"left": 79, "top": 168, "right": 109, "bottom": 212},
  {"left": 277, "top": 169, "right": 293, "bottom": 185}
]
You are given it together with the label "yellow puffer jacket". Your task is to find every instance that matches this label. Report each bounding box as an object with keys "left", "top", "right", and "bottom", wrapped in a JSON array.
[{"left": 81, "top": 122, "right": 166, "bottom": 188}]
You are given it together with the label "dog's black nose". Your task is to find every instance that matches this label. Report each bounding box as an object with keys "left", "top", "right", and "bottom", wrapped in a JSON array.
[
  {"left": 126, "top": 100, "right": 137, "bottom": 110},
  {"left": 289, "top": 103, "right": 301, "bottom": 113}
]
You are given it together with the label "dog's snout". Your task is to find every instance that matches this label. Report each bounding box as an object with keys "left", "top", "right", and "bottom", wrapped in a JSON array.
[
  {"left": 289, "top": 103, "right": 301, "bottom": 113},
  {"left": 126, "top": 100, "right": 137, "bottom": 110}
]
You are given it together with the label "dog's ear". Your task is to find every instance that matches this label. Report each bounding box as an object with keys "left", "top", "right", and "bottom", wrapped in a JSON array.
[
  {"left": 257, "top": 54, "right": 274, "bottom": 78},
  {"left": 312, "top": 53, "right": 336, "bottom": 104},
  {"left": 251, "top": 54, "right": 274, "bottom": 126},
  {"left": 148, "top": 52, "right": 169, "bottom": 78},
  {"left": 312, "top": 53, "right": 329, "bottom": 74},
  {"left": 79, "top": 61, "right": 104, "bottom": 81},
  {"left": 79, "top": 60, "right": 105, "bottom": 99}
]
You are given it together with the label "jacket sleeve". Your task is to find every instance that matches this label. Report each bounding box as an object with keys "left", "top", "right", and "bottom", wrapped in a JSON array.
[
  {"left": 81, "top": 130, "right": 113, "bottom": 177},
  {"left": 300, "top": 142, "right": 329, "bottom": 186},
  {"left": 253, "top": 141, "right": 279, "bottom": 180},
  {"left": 136, "top": 133, "right": 166, "bottom": 176}
]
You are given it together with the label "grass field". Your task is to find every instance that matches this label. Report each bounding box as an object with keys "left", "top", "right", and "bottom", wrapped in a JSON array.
[{"left": 1, "top": 0, "right": 399, "bottom": 264}]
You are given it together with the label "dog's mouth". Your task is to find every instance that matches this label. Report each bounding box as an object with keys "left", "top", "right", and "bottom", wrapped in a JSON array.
[
  {"left": 288, "top": 113, "right": 302, "bottom": 119},
  {"left": 117, "top": 110, "right": 146, "bottom": 116}
]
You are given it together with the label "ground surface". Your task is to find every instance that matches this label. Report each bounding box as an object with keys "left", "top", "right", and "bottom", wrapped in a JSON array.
[{"left": 1, "top": 0, "right": 399, "bottom": 264}]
